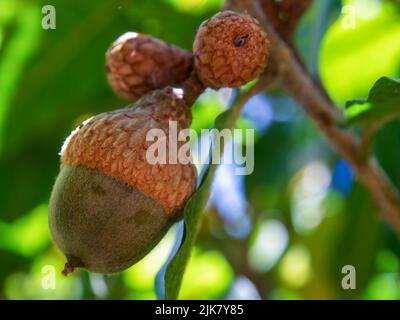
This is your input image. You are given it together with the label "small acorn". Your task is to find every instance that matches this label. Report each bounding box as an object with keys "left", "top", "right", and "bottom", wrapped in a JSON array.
[
  {"left": 106, "top": 32, "right": 193, "bottom": 100},
  {"left": 49, "top": 88, "right": 197, "bottom": 274},
  {"left": 193, "top": 11, "right": 270, "bottom": 89}
]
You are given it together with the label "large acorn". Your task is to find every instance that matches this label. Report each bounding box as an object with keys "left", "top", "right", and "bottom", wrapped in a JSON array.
[{"left": 49, "top": 87, "right": 198, "bottom": 274}]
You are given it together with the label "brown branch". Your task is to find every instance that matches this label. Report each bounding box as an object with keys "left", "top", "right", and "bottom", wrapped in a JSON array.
[
  {"left": 183, "top": 72, "right": 206, "bottom": 107},
  {"left": 224, "top": 0, "right": 400, "bottom": 234}
]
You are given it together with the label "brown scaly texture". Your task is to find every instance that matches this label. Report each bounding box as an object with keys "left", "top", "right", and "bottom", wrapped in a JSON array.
[
  {"left": 259, "top": 0, "right": 313, "bottom": 45},
  {"left": 106, "top": 32, "right": 193, "bottom": 100},
  {"left": 61, "top": 88, "right": 197, "bottom": 216},
  {"left": 193, "top": 11, "right": 270, "bottom": 89}
]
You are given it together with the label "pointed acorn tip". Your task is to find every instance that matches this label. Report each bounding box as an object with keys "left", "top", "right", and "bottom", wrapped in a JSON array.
[{"left": 62, "top": 262, "right": 75, "bottom": 276}]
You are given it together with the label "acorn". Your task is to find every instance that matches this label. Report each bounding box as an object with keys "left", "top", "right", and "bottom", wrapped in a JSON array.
[
  {"left": 49, "top": 87, "right": 198, "bottom": 274},
  {"left": 193, "top": 11, "right": 270, "bottom": 89},
  {"left": 106, "top": 32, "right": 193, "bottom": 100}
]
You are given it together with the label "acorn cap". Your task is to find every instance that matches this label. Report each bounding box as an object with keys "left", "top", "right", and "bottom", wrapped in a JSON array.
[
  {"left": 61, "top": 88, "right": 197, "bottom": 216},
  {"left": 106, "top": 32, "right": 193, "bottom": 100},
  {"left": 193, "top": 11, "right": 270, "bottom": 89}
]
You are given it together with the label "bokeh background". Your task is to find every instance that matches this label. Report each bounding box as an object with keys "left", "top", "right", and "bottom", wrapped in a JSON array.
[{"left": 0, "top": 0, "right": 400, "bottom": 300}]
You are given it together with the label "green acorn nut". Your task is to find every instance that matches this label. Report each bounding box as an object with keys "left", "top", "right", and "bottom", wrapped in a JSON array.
[
  {"left": 49, "top": 88, "right": 197, "bottom": 275},
  {"left": 50, "top": 165, "right": 173, "bottom": 274}
]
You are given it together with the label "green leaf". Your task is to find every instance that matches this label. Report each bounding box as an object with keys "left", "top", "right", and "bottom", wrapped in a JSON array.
[
  {"left": 163, "top": 167, "right": 213, "bottom": 300},
  {"left": 345, "top": 77, "right": 400, "bottom": 125},
  {"left": 157, "top": 109, "right": 233, "bottom": 300}
]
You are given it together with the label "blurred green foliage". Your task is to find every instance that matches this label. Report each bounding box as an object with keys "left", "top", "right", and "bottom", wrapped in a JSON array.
[{"left": 0, "top": 0, "right": 399, "bottom": 300}]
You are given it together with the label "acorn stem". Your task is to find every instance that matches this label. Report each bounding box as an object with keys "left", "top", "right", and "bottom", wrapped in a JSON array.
[
  {"left": 61, "top": 262, "right": 75, "bottom": 276},
  {"left": 182, "top": 72, "right": 206, "bottom": 107}
]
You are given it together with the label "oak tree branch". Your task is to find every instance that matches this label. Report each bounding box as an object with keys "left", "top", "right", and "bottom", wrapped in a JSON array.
[{"left": 225, "top": 0, "right": 400, "bottom": 234}]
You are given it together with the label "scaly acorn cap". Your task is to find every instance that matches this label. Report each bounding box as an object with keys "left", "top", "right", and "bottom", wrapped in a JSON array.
[
  {"left": 106, "top": 32, "right": 193, "bottom": 100},
  {"left": 61, "top": 88, "right": 197, "bottom": 215},
  {"left": 193, "top": 11, "right": 270, "bottom": 89}
]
